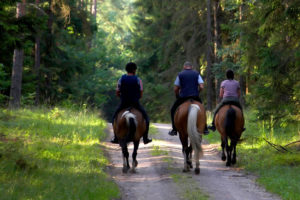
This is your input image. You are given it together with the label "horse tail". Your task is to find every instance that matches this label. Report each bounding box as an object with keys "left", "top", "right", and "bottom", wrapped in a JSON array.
[
  {"left": 187, "top": 104, "right": 203, "bottom": 158},
  {"left": 225, "top": 106, "right": 236, "bottom": 138},
  {"left": 121, "top": 111, "right": 137, "bottom": 141}
]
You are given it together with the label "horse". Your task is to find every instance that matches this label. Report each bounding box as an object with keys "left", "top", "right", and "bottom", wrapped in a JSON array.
[
  {"left": 174, "top": 99, "right": 206, "bottom": 174},
  {"left": 113, "top": 108, "right": 146, "bottom": 173},
  {"left": 215, "top": 105, "right": 244, "bottom": 166}
]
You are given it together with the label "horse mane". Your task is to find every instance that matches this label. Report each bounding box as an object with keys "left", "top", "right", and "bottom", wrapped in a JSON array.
[{"left": 225, "top": 106, "right": 236, "bottom": 138}]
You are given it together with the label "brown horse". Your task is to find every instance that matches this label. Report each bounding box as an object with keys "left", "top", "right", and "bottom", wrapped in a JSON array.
[
  {"left": 113, "top": 108, "right": 146, "bottom": 173},
  {"left": 215, "top": 105, "right": 244, "bottom": 166},
  {"left": 174, "top": 100, "right": 206, "bottom": 174}
]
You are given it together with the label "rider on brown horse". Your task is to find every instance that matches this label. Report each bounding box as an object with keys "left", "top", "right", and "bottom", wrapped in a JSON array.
[
  {"left": 111, "top": 62, "right": 152, "bottom": 144},
  {"left": 168, "top": 61, "right": 209, "bottom": 136},
  {"left": 208, "top": 69, "right": 245, "bottom": 132}
]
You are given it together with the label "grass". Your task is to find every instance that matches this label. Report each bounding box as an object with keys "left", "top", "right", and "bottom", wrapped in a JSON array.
[
  {"left": 0, "top": 107, "right": 120, "bottom": 200},
  {"left": 151, "top": 144, "right": 209, "bottom": 200},
  {"left": 205, "top": 110, "right": 300, "bottom": 200}
]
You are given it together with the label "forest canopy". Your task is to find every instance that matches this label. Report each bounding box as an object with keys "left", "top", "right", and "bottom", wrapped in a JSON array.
[{"left": 0, "top": 0, "right": 299, "bottom": 125}]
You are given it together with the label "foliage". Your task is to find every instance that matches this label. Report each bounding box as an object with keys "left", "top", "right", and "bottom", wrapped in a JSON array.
[{"left": 0, "top": 107, "right": 120, "bottom": 200}]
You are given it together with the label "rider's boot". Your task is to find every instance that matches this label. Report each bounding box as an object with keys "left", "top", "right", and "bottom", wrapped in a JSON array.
[
  {"left": 207, "top": 123, "right": 216, "bottom": 132},
  {"left": 203, "top": 125, "right": 210, "bottom": 135},
  {"left": 143, "top": 132, "right": 152, "bottom": 144},
  {"left": 110, "top": 136, "right": 119, "bottom": 144},
  {"left": 168, "top": 129, "right": 177, "bottom": 136}
]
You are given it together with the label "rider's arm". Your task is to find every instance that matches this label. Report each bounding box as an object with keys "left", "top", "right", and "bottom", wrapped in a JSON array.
[
  {"left": 139, "top": 78, "right": 143, "bottom": 98},
  {"left": 198, "top": 75, "right": 204, "bottom": 91},
  {"left": 237, "top": 88, "right": 241, "bottom": 98},
  {"left": 116, "top": 78, "right": 121, "bottom": 97},
  {"left": 198, "top": 83, "right": 204, "bottom": 91},
  {"left": 219, "top": 87, "right": 224, "bottom": 99},
  {"left": 174, "top": 85, "right": 180, "bottom": 97},
  {"left": 116, "top": 90, "right": 120, "bottom": 97}
]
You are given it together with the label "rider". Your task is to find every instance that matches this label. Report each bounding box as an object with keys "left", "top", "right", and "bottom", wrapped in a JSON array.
[
  {"left": 168, "top": 61, "right": 209, "bottom": 136},
  {"left": 111, "top": 62, "right": 152, "bottom": 144},
  {"left": 208, "top": 69, "right": 245, "bottom": 132}
]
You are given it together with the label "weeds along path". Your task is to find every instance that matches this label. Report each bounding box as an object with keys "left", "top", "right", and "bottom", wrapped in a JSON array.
[{"left": 104, "top": 123, "right": 281, "bottom": 200}]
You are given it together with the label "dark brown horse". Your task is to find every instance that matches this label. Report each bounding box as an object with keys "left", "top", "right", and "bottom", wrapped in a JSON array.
[
  {"left": 174, "top": 100, "right": 206, "bottom": 174},
  {"left": 215, "top": 105, "right": 244, "bottom": 166},
  {"left": 113, "top": 108, "right": 146, "bottom": 173}
]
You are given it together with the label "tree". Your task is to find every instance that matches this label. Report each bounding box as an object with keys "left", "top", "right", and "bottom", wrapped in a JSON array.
[
  {"left": 206, "top": 0, "right": 214, "bottom": 110},
  {"left": 9, "top": 1, "right": 26, "bottom": 109}
]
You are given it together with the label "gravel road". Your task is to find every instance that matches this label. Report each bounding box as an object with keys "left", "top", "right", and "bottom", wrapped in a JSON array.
[{"left": 104, "top": 123, "right": 281, "bottom": 200}]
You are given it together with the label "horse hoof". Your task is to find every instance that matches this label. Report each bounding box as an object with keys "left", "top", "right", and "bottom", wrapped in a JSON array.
[
  {"left": 195, "top": 168, "right": 200, "bottom": 174},
  {"left": 222, "top": 156, "right": 226, "bottom": 161},
  {"left": 122, "top": 166, "right": 130, "bottom": 173},
  {"left": 182, "top": 169, "right": 189, "bottom": 173},
  {"left": 133, "top": 160, "right": 138, "bottom": 167},
  {"left": 226, "top": 162, "right": 231, "bottom": 167},
  {"left": 131, "top": 169, "right": 136, "bottom": 173}
]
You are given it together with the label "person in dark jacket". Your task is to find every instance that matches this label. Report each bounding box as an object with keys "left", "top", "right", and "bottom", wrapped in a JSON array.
[
  {"left": 168, "top": 61, "right": 209, "bottom": 136},
  {"left": 111, "top": 62, "right": 152, "bottom": 144}
]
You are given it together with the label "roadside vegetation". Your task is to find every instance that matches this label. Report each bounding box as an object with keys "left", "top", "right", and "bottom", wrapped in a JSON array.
[
  {"left": 0, "top": 107, "right": 120, "bottom": 200},
  {"left": 205, "top": 110, "right": 300, "bottom": 200}
]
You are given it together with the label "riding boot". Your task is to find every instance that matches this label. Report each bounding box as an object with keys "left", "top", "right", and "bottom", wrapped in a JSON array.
[
  {"left": 207, "top": 122, "right": 216, "bottom": 132},
  {"left": 143, "top": 121, "right": 152, "bottom": 144},
  {"left": 203, "top": 125, "right": 209, "bottom": 135},
  {"left": 168, "top": 129, "right": 177, "bottom": 136},
  {"left": 110, "top": 136, "right": 119, "bottom": 144},
  {"left": 143, "top": 132, "right": 152, "bottom": 144}
]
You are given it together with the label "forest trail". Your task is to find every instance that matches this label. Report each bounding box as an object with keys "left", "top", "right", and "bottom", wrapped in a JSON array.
[{"left": 104, "top": 123, "right": 281, "bottom": 200}]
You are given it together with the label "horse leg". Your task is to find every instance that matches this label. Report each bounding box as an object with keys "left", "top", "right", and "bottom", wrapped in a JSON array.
[
  {"left": 180, "top": 137, "right": 190, "bottom": 172},
  {"left": 187, "top": 145, "right": 193, "bottom": 169},
  {"left": 194, "top": 145, "right": 200, "bottom": 175},
  {"left": 131, "top": 141, "right": 139, "bottom": 173},
  {"left": 226, "top": 138, "right": 232, "bottom": 166},
  {"left": 231, "top": 140, "right": 237, "bottom": 165},
  {"left": 221, "top": 138, "right": 226, "bottom": 161},
  {"left": 120, "top": 140, "right": 130, "bottom": 173}
]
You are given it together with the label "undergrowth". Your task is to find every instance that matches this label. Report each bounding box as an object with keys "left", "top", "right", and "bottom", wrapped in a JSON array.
[{"left": 0, "top": 107, "right": 120, "bottom": 200}]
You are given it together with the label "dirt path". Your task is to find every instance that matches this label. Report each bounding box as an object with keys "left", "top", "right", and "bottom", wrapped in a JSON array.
[{"left": 104, "top": 123, "right": 281, "bottom": 200}]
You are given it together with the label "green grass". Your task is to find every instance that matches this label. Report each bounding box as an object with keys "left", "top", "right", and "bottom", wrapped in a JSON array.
[
  {"left": 205, "top": 110, "right": 300, "bottom": 200},
  {"left": 0, "top": 107, "right": 120, "bottom": 200}
]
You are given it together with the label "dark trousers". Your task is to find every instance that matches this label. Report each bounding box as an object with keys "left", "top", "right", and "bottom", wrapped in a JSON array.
[
  {"left": 112, "top": 101, "right": 149, "bottom": 135},
  {"left": 170, "top": 96, "right": 202, "bottom": 130}
]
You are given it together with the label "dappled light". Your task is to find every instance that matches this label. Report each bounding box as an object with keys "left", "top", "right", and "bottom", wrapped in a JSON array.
[{"left": 0, "top": 0, "right": 299, "bottom": 199}]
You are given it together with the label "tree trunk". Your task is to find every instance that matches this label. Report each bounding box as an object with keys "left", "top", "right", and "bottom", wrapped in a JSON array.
[
  {"left": 92, "top": 0, "right": 97, "bottom": 18},
  {"left": 239, "top": 1, "right": 246, "bottom": 106},
  {"left": 206, "top": 0, "right": 213, "bottom": 111},
  {"left": 9, "top": 2, "right": 25, "bottom": 109},
  {"left": 34, "top": 0, "right": 41, "bottom": 105},
  {"left": 213, "top": 0, "right": 221, "bottom": 106}
]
